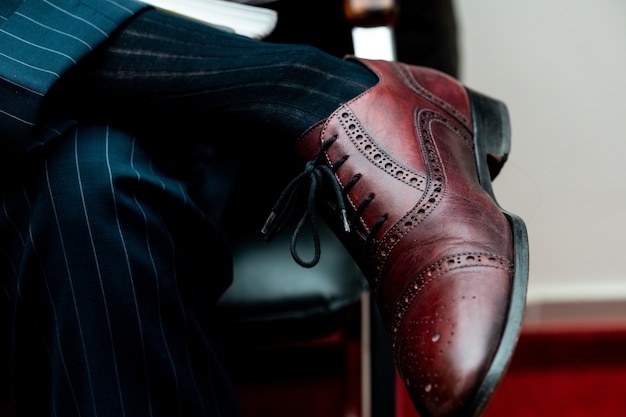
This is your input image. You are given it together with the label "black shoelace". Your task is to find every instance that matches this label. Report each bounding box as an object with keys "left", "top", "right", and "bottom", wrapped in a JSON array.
[
  {"left": 261, "top": 137, "right": 350, "bottom": 267},
  {"left": 262, "top": 136, "right": 389, "bottom": 268}
]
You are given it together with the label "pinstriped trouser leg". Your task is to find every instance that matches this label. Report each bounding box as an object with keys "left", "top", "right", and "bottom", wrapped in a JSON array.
[{"left": 0, "top": 125, "right": 240, "bottom": 417}]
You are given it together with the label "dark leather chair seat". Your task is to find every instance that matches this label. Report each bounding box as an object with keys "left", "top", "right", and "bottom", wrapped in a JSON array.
[{"left": 217, "top": 223, "right": 366, "bottom": 346}]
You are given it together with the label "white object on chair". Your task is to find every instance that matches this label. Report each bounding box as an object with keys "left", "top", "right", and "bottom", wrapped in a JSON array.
[
  {"left": 351, "top": 26, "right": 396, "bottom": 61},
  {"left": 140, "top": 0, "right": 278, "bottom": 39}
]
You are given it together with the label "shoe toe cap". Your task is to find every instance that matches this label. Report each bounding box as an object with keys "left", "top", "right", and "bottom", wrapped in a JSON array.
[{"left": 393, "top": 266, "right": 512, "bottom": 417}]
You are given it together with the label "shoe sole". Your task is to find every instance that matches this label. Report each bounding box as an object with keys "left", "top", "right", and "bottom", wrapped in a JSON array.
[{"left": 466, "top": 89, "right": 530, "bottom": 417}]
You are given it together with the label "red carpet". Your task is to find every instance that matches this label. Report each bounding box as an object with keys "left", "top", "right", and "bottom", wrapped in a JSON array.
[
  {"left": 397, "top": 321, "right": 626, "bottom": 417},
  {"left": 483, "top": 321, "right": 626, "bottom": 417},
  {"left": 232, "top": 320, "right": 626, "bottom": 417}
]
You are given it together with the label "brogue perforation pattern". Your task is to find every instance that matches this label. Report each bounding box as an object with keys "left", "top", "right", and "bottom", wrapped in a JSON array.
[
  {"left": 335, "top": 109, "right": 428, "bottom": 192},
  {"left": 370, "top": 109, "right": 472, "bottom": 291},
  {"left": 388, "top": 252, "right": 514, "bottom": 350},
  {"left": 392, "top": 61, "right": 472, "bottom": 131},
  {"left": 391, "top": 252, "right": 514, "bottom": 405}
]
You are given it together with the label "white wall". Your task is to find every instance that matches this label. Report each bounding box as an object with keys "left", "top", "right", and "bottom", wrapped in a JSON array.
[{"left": 454, "top": 1, "right": 626, "bottom": 306}]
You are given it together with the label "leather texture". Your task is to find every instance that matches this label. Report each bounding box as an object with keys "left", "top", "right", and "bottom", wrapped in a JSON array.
[{"left": 296, "top": 58, "right": 523, "bottom": 417}]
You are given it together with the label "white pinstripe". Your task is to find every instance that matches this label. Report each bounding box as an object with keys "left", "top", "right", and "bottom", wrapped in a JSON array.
[
  {"left": 1, "top": 2, "right": 236, "bottom": 413},
  {"left": 23, "top": 186, "right": 83, "bottom": 417},
  {"left": 0, "top": 73, "right": 45, "bottom": 96},
  {"left": 0, "top": 29, "right": 77, "bottom": 63},
  {"left": 45, "top": 155, "right": 98, "bottom": 417},
  {"left": 147, "top": 154, "right": 211, "bottom": 417},
  {"left": 0, "top": 50, "right": 62, "bottom": 77},
  {"left": 129, "top": 144, "right": 182, "bottom": 417},
  {"left": 74, "top": 129, "right": 128, "bottom": 417},
  {"left": 104, "top": 134, "right": 154, "bottom": 417},
  {"left": 15, "top": 11, "right": 94, "bottom": 50},
  {"left": 44, "top": 0, "right": 114, "bottom": 37},
  {"left": 0, "top": 0, "right": 145, "bottom": 147},
  {"left": 2, "top": 186, "right": 84, "bottom": 416},
  {"left": 104, "top": 0, "right": 137, "bottom": 15},
  {"left": 0, "top": 109, "right": 36, "bottom": 125}
]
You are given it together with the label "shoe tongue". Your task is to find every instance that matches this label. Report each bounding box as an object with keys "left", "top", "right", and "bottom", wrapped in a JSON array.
[{"left": 294, "top": 117, "right": 327, "bottom": 160}]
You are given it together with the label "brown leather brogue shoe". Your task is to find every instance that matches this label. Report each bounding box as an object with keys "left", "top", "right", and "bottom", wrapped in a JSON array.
[{"left": 263, "top": 57, "right": 529, "bottom": 417}]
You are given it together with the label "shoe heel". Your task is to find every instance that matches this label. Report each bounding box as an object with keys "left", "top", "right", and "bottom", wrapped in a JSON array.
[{"left": 467, "top": 88, "right": 511, "bottom": 197}]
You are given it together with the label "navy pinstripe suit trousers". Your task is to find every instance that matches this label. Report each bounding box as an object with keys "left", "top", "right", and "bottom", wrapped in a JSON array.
[{"left": 0, "top": 124, "right": 241, "bottom": 417}]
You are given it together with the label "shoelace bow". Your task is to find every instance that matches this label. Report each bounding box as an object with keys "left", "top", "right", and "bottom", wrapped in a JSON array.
[
  {"left": 261, "top": 137, "right": 350, "bottom": 268},
  {"left": 261, "top": 136, "right": 388, "bottom": 268}
]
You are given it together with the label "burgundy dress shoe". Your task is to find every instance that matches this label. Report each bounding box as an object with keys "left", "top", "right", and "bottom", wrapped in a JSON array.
[{"left": 263, "top": 58, "right": 529, "bottom": 417}]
